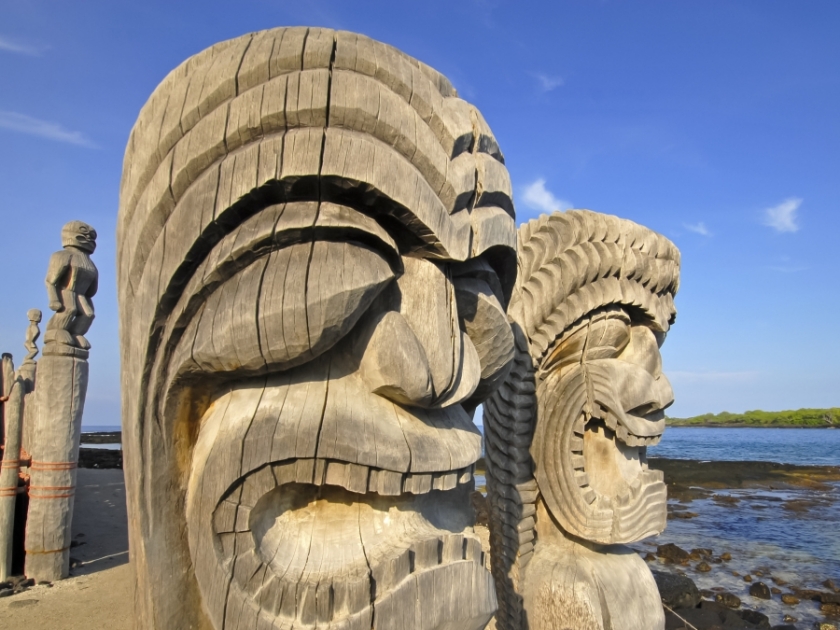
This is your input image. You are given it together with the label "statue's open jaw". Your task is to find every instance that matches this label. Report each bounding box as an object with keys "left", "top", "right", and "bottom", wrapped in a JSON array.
[
  {"left": 190, "top": 372, "right": 490, "bottom": 628},
  {"left": 209, "top": 459, "right": 485, "bottom": 627},
  {"left": 578, "top": 412, "right": 664, "bottom": 509}
]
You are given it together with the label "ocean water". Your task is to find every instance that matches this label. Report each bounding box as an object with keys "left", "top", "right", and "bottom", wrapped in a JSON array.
[
  {"left": 81, "top": 424, "right": 122, "bottom": 450},
  {"left": 478, "top": 425, "right": 840, "bottom": 626},
  {"left": 650, "top": 426, "right": 840, "bottom": 466}
]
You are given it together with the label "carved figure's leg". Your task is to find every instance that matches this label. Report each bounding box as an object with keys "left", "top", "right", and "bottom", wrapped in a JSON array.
[
  {"left": 69, "top": 296, "right": 95, "bottom": 349},
  {"left": 44, "top": 289, "right": 78, "bottom": 347}
]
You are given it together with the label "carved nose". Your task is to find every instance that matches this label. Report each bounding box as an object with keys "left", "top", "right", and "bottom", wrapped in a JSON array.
[
  {"left": 358, "top": 311, "right": 435, "bottom": 407},
  {"left": 655, "top": 374, "right": 675, "bottom": 411}
]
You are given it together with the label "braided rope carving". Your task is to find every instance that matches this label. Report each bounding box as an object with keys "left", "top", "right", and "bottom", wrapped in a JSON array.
[{"left": 485, "top": 209, "right": 680, "bottom": 630}]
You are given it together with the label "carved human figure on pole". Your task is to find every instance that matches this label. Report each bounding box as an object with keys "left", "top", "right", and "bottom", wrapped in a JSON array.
[
  {"left": 117, "top": 28, "right": 516, "bottom": 630},
  {"left": 484, "top": 210, "right": 680, "bottom": 630},
  {"left": 44, "top": 220, "right": 98, "bottom": 350},
  {"left": 25, "top": 222, "right": 96, "bottom": 581}
]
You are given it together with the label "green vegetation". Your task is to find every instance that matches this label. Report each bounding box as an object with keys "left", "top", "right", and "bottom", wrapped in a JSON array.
[{"left": 666, "top": 408, "right": 840, "bottom": 428}]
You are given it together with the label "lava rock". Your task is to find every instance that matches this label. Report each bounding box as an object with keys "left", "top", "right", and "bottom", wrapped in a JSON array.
[
  {"left": 780, "top": 593, "right": 800, "bottom": 605},
  {"left": 821, "top": 602, "right": 840, "bottom": 616},
  {"left": 715, "top": 592, "right": 742, "bottom": 609},
  {"left": 821, "top": 593, "right": 840, "bottom": 605},
  {"left": 749, "top": 582, "right": 772, "bottom": 600},
  {"left": 653, "top": 570, "right": 701, "bottom": 610},
  {"left": 697, "top": 561, "right": 712, "bottom": 572},
  {"left": 739, "top": 608, "right": 771, "bottom": 627},
  {"left": 657, "top": 543, "right": 691, "bottom": 563}
]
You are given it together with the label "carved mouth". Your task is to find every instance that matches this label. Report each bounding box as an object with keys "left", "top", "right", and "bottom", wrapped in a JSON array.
[
  {"left": 573, "top": 411, "right": 665, "bottom": 509},
  {"left": 211, "top": 466, "right": 488, "bottom": 627}
]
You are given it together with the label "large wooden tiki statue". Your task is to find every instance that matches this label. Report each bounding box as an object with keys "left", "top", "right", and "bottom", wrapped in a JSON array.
[
  {"left": 484, "top": 210, "right": 680, "bottom": 630},
  {"left": 117, "top": 28, "right": 516, "bottom": 630}
]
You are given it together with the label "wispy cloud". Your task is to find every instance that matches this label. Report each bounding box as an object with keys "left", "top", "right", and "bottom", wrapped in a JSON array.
[
  {"left": 0, "top": 111, "right": 97, "bottom": 148},
  {"left": 522, "top": 178, "right": 572, "bottom": 213},
  {"left": 0, "top": 35, "right": 47, "bottom": 56},
  {"left": 684, "top": 222, "right": 711, "bottom": 237},
  {"left": 669, "top": 371, "right": 759, "bottom": 384},
  {"left": 532, "top": 72, "right": 564, "bottom": 92},
  {"left": 763, "top": 197, "right": 801, "bottom": 233}
]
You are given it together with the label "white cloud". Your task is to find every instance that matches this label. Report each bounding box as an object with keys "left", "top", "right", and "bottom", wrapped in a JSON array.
[
  {"left": 0, "top": 111, "right": 97, "bottom": 148},
  {"left": 532, "top": 72, "right": 564, "bottom": 92},
  {"left": 0, "top": 35, "right": 46, "bottom": 56},
  {"left": 522, "top": 178, "right": 572, "bottom": 213},
  {"left": 684, "top": 222, "right": 711, "bottom": 237},
  {"left": 763, "top": 197, "right": 801, "bottom": 233}
]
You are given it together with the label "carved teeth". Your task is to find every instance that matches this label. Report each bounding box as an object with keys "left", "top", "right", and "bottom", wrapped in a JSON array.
[{"left": 241, "top": 458, "right": 476, "bottom": 503}]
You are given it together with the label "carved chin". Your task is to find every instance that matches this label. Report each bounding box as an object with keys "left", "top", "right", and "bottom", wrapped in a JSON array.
[{"left": 185, "top": 371, "right": 495, "bottom": 630}]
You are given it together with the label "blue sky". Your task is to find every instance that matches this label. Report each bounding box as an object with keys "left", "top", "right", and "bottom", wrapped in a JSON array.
[{"left": 1, "top": 1, "right": 838, "bottom": 425}]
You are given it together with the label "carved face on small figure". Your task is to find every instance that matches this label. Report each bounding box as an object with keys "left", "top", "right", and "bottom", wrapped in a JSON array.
[
  {"left": 534, "top": 307, "right": 674, "bottom": 545},
  {"left": 61, "top": 220, "right": 97, "bottom": 254}
]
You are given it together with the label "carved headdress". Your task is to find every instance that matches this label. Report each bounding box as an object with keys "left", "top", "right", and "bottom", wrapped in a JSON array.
[{"left": 484, "top": 210, "right": 680, "bottom": 629}]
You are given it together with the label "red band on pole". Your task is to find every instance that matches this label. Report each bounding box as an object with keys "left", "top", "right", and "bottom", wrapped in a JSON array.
[{"left": 29, "top": 461, "right": 77, "bottom": 471}]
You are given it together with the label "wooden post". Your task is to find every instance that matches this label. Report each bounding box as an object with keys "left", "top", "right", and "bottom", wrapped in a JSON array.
[
  {"left": 1, "top": 310, "right": 41, "bottom": 580},
  {"left": 0, "top": 371, "right": 24, "bottom": 581},
  {"left": 23, "top": 348, "right": 88, "bottom": 581},
  {"left": 24, "top": 223, "right": 97, "bottom": 582}
]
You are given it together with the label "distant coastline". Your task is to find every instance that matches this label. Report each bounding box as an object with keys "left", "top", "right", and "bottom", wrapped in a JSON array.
[{"left": 666, "top": 407, "right": 839, "bottom": 428}]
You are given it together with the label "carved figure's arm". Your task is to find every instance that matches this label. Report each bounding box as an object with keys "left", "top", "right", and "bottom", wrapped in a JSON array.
[
  {"left": 44, "top": 251, "right": 70, "bottom": 312},
  {"left": 86, "top": 269, "right": 99, "bottom": 300}
]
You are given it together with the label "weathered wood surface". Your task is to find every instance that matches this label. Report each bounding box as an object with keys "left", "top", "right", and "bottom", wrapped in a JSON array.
[
  {"left": 118, "top": 27, "right": 516, "bottom": 630},
  {"left": 0, "top": 310, "right": 40, "bottom": 581},
  {"left": 0, "top": 361, "right": 21, "bottom": 582},
  {"left": 23, "top": 352, "right": 89, "bottom": 581},
  {"left": 23, "top": 224, "right": 96, "bottom": 582},
  {"left": 484, "top": 210, "right": 680, "bottom": 630}
]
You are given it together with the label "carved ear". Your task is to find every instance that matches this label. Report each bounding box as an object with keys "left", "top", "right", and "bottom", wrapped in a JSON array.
[{"left": 173, "top": 239, "right": 395, "bottom": 381}]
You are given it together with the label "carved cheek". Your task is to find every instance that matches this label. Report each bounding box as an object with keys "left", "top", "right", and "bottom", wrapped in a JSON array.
[
  {"left": 454, "top": 276, "right": 514, "bottom": 405},
  {"left": 616, "top": 325, "right": 662, "bottom": 378}
]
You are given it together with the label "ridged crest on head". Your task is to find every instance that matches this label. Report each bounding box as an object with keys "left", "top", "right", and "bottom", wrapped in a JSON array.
[{"left": 512, "top": 209, "right": 679, "bottom": 364}]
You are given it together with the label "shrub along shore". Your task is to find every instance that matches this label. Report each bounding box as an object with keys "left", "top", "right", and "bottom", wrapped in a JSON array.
[{"left": 667, "top": 408, "right": 840, "bottom": 428}]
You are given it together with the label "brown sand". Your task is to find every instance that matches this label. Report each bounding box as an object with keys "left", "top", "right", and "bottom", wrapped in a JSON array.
[{"left": 0, "top": 468, "right": 132, "bottom": 629}]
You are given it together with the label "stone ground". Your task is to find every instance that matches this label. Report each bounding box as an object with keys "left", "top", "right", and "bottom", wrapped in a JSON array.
[{"left": 0, "top": 468, "right": 132, "bottom": 629}]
